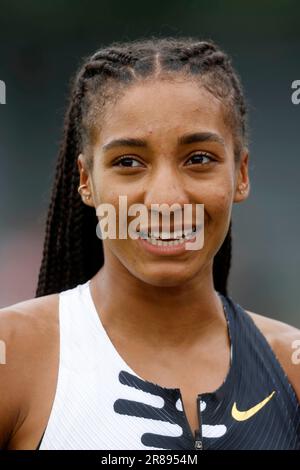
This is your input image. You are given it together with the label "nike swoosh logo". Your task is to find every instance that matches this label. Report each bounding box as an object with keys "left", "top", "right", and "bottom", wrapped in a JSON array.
[{"left": 231, "top": 391, "right": 276, "bottom": 421}]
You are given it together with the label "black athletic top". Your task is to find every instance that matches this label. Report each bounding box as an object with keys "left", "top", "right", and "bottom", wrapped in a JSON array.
[{"left": 192, "top": 293, "right": 300, "bottom": 450}]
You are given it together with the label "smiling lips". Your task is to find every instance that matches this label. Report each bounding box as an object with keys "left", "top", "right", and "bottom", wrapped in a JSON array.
[
  {"left": 137, "top": 232, "right": 199, "bottom": 255},
  {"left": 137, "top": 225, "right": 202, "bottom": 255},
  {"left": 138, "top": 225, "right": 200, "bottom": 243}
]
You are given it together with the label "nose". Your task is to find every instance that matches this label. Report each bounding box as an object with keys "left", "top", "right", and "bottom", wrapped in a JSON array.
[{"left": 144, "top": 166, "right": 190, "bottom": 209}]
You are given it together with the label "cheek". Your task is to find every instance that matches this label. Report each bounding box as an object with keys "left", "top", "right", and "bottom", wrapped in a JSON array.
[
  {"left": 198, "top": 181, "right": 233, "bottom": 257},
  {"left": 92, "top": 169, "right": 139, "bottom": 209},
  {"left": 200, "top": 179, "right": 233, "bottom": 221},
  {"left": 93, "top": 177, "right": 121, "bottom": 208},
  {"left": 211, "top": 189, "right": 232, "bottom": 217}
]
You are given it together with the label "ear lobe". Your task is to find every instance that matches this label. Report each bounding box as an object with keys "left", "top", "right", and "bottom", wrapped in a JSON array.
[
  {"left": 233, "top": 149, "right": 250, "bottom": 203},
  {"left": 77, "top": 155, "right": 94, "bottom": 207},
  {"left": 233, "top": 183, "right": 250, "bottom": 203}
]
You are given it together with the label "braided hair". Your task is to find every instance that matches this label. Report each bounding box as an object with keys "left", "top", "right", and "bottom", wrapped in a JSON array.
[{"left": 36, "top": 37, "right": 248, "bottom": 298}]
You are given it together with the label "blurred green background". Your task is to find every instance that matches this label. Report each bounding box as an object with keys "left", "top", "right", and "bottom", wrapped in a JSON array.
[{"left": 0, "top": 0, "right": 299, "bottom": 326}]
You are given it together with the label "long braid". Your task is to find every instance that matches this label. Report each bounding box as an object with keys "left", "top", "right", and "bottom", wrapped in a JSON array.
[
  {"left": 36, "top": 77, "right": 103, "bottom": 296},
  {"left": 36, "top": 37, "right": 248, "bottom": 297}
]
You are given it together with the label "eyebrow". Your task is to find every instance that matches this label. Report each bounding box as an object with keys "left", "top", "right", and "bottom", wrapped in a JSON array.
[{"left": 102, "top": 131, "right": 225, "bottom": 152}]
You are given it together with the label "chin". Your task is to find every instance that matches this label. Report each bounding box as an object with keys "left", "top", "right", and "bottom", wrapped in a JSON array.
[{"left": 134, "top": 267, "right": 196, "bottom": 288}]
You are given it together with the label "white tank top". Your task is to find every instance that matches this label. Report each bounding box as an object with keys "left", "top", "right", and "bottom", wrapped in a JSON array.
[
  {"left": 39, "top": 280, "right": 217, "bottom": 450},
  {"left": 39, "top": 280, "right": 237, "bottom": 450}
]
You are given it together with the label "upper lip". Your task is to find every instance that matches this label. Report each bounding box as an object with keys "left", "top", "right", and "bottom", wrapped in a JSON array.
[{"left": 138, "top": 224, "right": 200, "bottom": 238}]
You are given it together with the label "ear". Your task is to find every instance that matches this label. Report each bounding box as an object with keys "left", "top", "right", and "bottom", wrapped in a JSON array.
[
  {"left": 77, "top": 154, "right": 94, "bottom": 207},
  {"left": 233, "top": 149, "right": 251, "bottom": 203}
]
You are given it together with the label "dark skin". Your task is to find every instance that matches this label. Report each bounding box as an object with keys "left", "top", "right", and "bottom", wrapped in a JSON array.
[{"left": 0, "top": 78, "right": 299, "bottom": 449}]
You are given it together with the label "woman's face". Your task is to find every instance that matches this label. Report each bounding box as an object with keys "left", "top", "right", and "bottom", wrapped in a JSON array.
[{"left": 78, "top": 78, "right": 249, "bottom": 287}]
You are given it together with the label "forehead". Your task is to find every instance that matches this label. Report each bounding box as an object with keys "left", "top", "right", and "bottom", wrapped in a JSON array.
[{"left": 96, "top": 78, "right": 233, "bottom": 149}]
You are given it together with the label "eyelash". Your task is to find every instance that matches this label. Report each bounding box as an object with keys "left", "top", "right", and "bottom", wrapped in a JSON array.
[{"left": 112, "top": 152, "right": 215, "bottom": 168}]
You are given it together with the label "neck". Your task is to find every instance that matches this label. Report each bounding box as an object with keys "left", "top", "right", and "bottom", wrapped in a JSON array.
[{"left": 90, "top": 258, "right": 226, "bottom": 349}]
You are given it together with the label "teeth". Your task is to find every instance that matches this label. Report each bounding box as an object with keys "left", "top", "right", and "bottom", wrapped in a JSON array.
[
  {"left": 138, "top": 225, "right": 201, "bottom": 243},
  {"left": 152, "top": 231, "right": 160, "bottom": 239},
  {"left": 160, "top": 232, "right": 173, "bottom": 239}
]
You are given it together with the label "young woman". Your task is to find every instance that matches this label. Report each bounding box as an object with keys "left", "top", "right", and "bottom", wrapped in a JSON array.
[{"left": 0, "top": 37, "right": 299, "bottom": 450}]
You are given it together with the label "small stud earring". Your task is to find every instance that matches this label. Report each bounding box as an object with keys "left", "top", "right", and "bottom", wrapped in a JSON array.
[{"left": 238, "top": 184, "right": 247, "bottom": 194}]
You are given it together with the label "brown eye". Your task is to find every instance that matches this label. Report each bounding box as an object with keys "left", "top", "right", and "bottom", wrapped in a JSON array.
[
  {"left": 113, "top": 156, "right": 144, "bottom": 168},
  {"left": 185, "top": 153, "right": 214, "bottom": 166}
]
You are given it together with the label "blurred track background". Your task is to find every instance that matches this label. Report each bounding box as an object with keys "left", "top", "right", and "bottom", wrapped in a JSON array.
[{"left": 0, "top": 0, "right": 299, "bottom": 326}]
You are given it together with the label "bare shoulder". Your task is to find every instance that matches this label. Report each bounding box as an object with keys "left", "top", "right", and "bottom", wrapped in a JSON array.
[
  {"left": 246, "top": 309, "right": 300, "bottom": 402},
  {"left": 0, "top": 293, "right": 59, "bottom": 448}
]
